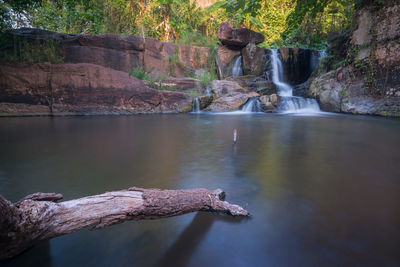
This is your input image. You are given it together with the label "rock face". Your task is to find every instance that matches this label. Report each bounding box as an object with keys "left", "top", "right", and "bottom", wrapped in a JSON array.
[
  {"left": 215, "top": 45, "right": 241, "bottom": 79},
  {"left": 1, "top": 28, "right": 211, "bottom": 78},
  {"left": 143, "top": 38, "right": 211, "bottom": 77},
  {"left": 310, "top": 1, "right": 400, "bottom": 116},
  {"left": 157, "top": 77, "right": 201, "bottom": 92},
  {"left": 309, "top": 67, "right": 400, "bottom": 116},
  {"left": 278, "top": 47, "right": 319, "bottom": 86},
  {"left": 0, "top": 62, "right": 192, "bottom": 116},
  {"left": 205, "top": 80, "right": 252, "bottom": 111},
  {"left": 218, "top": 22, "right": 264, "bottom": 49},
  {"left": 241, "top": 43, "right": 266, "bottom": 76}
]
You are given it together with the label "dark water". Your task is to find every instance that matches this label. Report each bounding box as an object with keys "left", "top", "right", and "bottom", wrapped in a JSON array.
[{"left": 1, "top": 114, "right": 399, "bottom": 267}]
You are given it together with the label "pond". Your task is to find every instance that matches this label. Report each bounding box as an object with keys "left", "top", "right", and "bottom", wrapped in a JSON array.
[{"left": 1, "top": 113, "right": 399, "bottom": 266}]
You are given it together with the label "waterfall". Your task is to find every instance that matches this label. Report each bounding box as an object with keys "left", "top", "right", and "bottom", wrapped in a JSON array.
[
  {"left": 232, "top": 56, "right": 243, "bottom": 76},
  {"left": 269, "top": 49, "right": 320, "bottom": 113},
  {"left": 270, "top": 49, "right": 292, "bottom": 96},
  {"left": 192, "top": 97, "right": 201, "bottom": 113},
  {"left": 318, "top": 50, "right": 328, "bottom": 58},
  {"left": 241, "top": 97, "right": 263, "bottom": 112}
]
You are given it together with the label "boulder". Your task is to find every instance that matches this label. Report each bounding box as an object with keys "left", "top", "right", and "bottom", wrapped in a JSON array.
[
  {"left": 259, "top": 94, "right": 279, "bottom": 112},
  {"left": 0, "top": 62, "right": 192, "bottom": 116},
  {"left": 241, "top": 43, "right": 266, "bottom": 76},
  {"left": 226, "top": 75, "right": 276, "bottom": 95},
  {"left": 204, "top": 80, "right": 250, "bottom": 112},
  {"left": 215, "top": 45, "right": 241, "bottom": 79},
  {"left": 218, "top": 22, "right": 265, "bottom": 49},
  {"left": 205, "top": 94, "right": 250, "bottom": 112},
  {"left": 210, "top": 80, "right": 248, "bottom": 97}
]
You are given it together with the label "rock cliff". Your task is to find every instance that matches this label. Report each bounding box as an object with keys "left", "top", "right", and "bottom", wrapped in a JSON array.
[
  {"left": 309, "top": 1, "right": 400, "bottom": 116},
  {"left": 0, "top": 62, "right": 192, "bottom": 116}
]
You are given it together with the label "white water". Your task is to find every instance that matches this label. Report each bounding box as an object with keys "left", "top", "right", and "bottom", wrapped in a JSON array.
[
  {"left": 241, "top": 97, "right": 263, "bottom": 112},
  {"left": 270, "top": 49, "right": 292, "bottom": 96},
  {"left": 232, "top": 56, "right": 243, "bottom": 76},
  {"left": 270, "top": 49, "right": 320, "bottom": 113},
  {"left": 191, "top": 97, "right": 201, "bottom": 113}
]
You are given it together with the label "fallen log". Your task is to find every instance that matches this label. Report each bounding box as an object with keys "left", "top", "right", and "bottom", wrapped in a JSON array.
[{"left": 0, "top": 187, "right": 248, "bottom": 260}]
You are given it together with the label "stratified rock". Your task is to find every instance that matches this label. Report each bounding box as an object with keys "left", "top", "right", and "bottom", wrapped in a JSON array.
[
  {"left": 215, "top": 45, "right": 241, "bottom": 79},
  {"left": 0, "top": 62, "right": 192, "bottom": 116},
  {"left": 1, "top": 28, "right": 211, "bottom": 77},
  {"left": 218, "top": 22, "right": 264, "bottom": 49},
  {"left": 144, "top": 38, "right": 211, "bottom": 77},
  {"left": 158, "top": 77, "right": 201, "bottom": 92},
  {"left": 241, "top": 43, "right": 266, "bottom": 76},
  {"left": 2, "top": 28, "right": 145, "bottom": 73}
]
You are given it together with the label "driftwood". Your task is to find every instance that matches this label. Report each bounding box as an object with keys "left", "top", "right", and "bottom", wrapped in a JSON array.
[{"left": 0, "top": 187, "right": 248, "bottom": 260}]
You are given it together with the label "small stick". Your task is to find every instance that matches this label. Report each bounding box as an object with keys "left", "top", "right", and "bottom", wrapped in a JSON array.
[{"left": 233, "top": 128, "right": 237, "bottom": 144}]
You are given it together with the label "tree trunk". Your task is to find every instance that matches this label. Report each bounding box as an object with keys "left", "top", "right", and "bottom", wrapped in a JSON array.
[{"left": 0, "top": 187, "right": 248, "bottom": 260}]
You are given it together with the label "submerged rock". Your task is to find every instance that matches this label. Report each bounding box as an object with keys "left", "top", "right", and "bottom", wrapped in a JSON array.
[
  {"left": 0, "top": 62, "right": 192, "bottom": 116},
  {"left": 218, "top": 22, "right": 264, "bottom": 49}
]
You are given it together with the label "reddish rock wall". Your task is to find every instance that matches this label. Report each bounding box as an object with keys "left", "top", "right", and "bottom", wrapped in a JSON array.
[{"left": 0, "top": 62, "right": 192, "bottom": 116}]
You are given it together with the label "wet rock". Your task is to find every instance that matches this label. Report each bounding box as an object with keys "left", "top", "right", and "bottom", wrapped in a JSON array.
[
  {"left": 218, "top": 22, "right": 264, "bottom": 49},
  {"left": 0, "top": 62, "right": 192, "bottom": 115},
  {"left": 309, "top": 67, "right": 400, "bottom": 116},
  {"left": 199, "top": 95, "right": 214, "bottom": 109},
  {"left": 226, "top": 75, "right": 276, "bottom": 95},
  {"left": 277, "top": 47, "right": 316, "bottom": 85},
  {"left": 215, "top": 45, "right": 241, "bottom": 79},
  {"left": 259, "top": 94, "right": 279, "bottom": 112},
  {"left": 241, "top": 43, "right": 266, "bottom": 76},
  {"left": 205, "top": 80, "right": 250, "bottom": 112}
]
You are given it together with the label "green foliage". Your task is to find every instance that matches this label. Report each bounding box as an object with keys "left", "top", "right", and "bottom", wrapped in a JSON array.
[
  {"left": 2, "top": 0, "right": 356, "bottom": 51},
  {"left": 129, "top": 66, "right": 156, "bottom": 88},
  {"left": 0, "top": 33, "right": 63, "bottom": 63}
]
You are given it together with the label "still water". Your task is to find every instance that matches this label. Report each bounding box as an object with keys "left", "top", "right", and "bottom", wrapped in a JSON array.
[{"left": 1, "top": 114, "right": 399, "bottom": 266}]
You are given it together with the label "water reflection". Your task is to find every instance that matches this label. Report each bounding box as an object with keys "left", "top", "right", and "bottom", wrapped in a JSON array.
[
  {"left": 156, "top": 212, "right": 248, "bottom": 266},
  {"left": 0, "top": 114, "right": 399, "bottom": 266}
]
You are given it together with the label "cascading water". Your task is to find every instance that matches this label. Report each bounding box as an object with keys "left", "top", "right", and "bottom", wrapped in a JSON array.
[
  {"left": 191, "top": 97, "right": 201, "bottom": 113},
  {"left": 269, "top": 49, "right": 320, "bottom": 113},
  {"left": 270, "top": 49, "right": 292, "bottom": 97},
  {"left": 241, "top": 97, "right": 263, "bottom": 112},
  {"left": 232, "top": 56, "right": 243, "bottom": 76}
]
